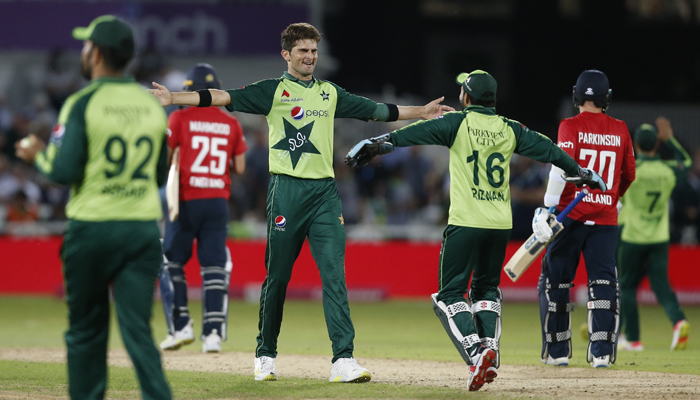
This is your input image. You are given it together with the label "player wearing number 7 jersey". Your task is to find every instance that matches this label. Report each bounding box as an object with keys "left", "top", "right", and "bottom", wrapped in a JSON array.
[
  {"left": 159, "top": 63, "right": 247, "bottom": 353},
  {"left": 536, "top": 70, "right": 635, "bottom": 369},
  {"left": 345, "top": 70, "right": 604, "bottom": 391}
]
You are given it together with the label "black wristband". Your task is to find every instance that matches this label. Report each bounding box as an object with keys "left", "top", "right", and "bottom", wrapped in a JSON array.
[
  {"left": 197, "top": 89, "right": 212, "bottom": 107},
  {"left": 386, "top": 103, "right": 399, "bottom": 122}
]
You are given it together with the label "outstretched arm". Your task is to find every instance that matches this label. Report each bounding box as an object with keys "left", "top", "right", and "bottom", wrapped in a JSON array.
[
  {"left": 148, "top": 82, "right": 232, "bottom": 107},
  {"left": 397, "top": 96, "right": 455, "bottom": 120}
]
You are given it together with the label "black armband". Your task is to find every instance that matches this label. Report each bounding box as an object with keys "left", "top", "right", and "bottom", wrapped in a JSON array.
[
  {"left": 197, "top": 89, "right": 212, "bottom": 107},
  {"left": 386, "top": 103, "right": 399, "bottom": 122}
]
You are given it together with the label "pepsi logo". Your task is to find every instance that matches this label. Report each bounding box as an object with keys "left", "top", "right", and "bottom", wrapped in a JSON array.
[
  {"left": 291, "top": 106, "right": 304, "bottom": 120},
  {"left": 275, "top": 215, "right": 286, "bottom": 227}
]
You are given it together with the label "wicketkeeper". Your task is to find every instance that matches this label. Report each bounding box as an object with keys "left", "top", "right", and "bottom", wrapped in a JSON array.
[{"left": 346, "top": 70, "right": 605, "bottom": 391}]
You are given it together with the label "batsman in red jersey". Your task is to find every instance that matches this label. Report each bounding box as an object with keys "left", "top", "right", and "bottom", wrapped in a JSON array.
[
  {"left": 532, "top": 70, "right": 635, "bottom": 368},
  {"left": 159, "top": 64, "right": 247, "bottom": 353}
]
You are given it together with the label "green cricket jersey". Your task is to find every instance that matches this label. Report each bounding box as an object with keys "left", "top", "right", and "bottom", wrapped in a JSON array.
[
  {"left": 389, "top": 106, "right": 579, "bottom": 229},
  {"left": 226, "top": 72, "right": 379, "bottom": 179},
  {"left": 620, "top": 137, "right": 691, "bottom": 244},
  {"left": 35, "top": 77, "right": 168, "bottom": 221}
]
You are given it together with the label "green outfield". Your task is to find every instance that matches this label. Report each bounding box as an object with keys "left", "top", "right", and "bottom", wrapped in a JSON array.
[{"left": 1, "top": 296, "right": 698, "bottom": 399}]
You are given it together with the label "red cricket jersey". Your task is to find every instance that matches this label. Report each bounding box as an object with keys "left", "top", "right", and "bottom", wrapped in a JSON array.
[
  {"left": 556, "top": 111, "right": 635, "bottom": 225},
  {"left": 167, "top": 107, "right": 247, "bottom": 201}
]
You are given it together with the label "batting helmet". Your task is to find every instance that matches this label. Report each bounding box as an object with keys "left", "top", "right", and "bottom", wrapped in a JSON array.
[
  {"left": 572, "top": 69, "right": 612, "bottom": 112},
  {"left": 183, "top": 63, "right": 222, "bottom": 92}
]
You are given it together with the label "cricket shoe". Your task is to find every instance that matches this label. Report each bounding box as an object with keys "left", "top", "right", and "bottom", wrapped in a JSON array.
[
  {"left": 484, "top": 366, "right": 498, "bottom": 384},
  {"left": 202, "top": 329, "right": 222, "bottom": 353},
  {"left": 671, "top": 320, "right": 690, "bottom": 350},
  {"left": 590, "top": 355, "right": 611, "bottom": 368},
  {"left": 541, "top": 355, "right": 569, "bottom": 366},
  {"left": 159, "top": 319, "right": 195, "bottom": 350},
  {"left": 254, "top": 356, "right": 277, "bottom": 381},
  {"left": 329, "top": 357, "right": 371, "bottom": 383},
  {"left": 619, "top": 340, "right": 644, "bottom": 351},
  {"left": 468, "top": 346, "right": 497, "bottom": 392}
]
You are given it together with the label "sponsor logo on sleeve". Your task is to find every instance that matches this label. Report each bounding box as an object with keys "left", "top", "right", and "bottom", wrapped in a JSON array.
[
  {"left": 282, "top": 90, "right": 290, "bottom": 98},
  {"left": 558, "top": 141, "right": 574, "bottom": 149},
  {"left": 50, "top": 124, "right": 65, "bottom": 144}
]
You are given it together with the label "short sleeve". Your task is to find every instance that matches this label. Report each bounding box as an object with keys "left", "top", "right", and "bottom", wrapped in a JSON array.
[{"left": 167, "top": 110, "right": 181, "bottom": 149}]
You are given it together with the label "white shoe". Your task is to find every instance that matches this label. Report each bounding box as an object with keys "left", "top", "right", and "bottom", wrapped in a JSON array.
[
  {"left": 619, "top": 340, "right": 644, "bottom": 351},
  {"left": 159, "top": 319, "right": 195, "bottom": 350},
  {"left": 254, "top": 356, "right": 277, "bottom": 381},
  {"left": 202, "top": 329, "right": 222, "bottom": 353},
  {"left": 542, "top": 355, "right": 569, "bottom": 366},
  {"left": 590, "top": 355, "right": 611, "bottom": 368},
  {"left": 329, "top": 357, "right": 371, "bottom": 383}
]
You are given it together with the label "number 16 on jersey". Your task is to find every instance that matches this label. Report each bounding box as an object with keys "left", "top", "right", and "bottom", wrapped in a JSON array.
[{"left": 503, "top": 189, "right": 590, "bottom": 282}]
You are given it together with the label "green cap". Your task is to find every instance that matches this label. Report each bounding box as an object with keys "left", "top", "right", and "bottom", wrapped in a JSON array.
[
  {"left": 72, "top": 15, "right": 134, "bottom": 55},
  {"left": 634, "top": 123, "right": 658, "bottom": 151},
  {"left": 456, "top": 70, "right": 497, "bottom": 102}
]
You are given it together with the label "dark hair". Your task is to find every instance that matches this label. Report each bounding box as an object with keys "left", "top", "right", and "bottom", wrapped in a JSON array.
[
  {"left": 471, "top": 98, "right": 496, "bottom": 108},
  {"left": 281, "top": 23, "right": 322, "bottom": 52},
  {"left": 96, "top": 44, "right": 133, "bottom": 72}
]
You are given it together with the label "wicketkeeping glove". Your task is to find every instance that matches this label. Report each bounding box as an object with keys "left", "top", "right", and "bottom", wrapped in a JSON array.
[
  {"left": 532, "top": 207, "right": 554, "bottom": 243},
  {"left": 562, "top": 167, "right": 608, "bottom": 192},
  {"left": 344, "top": 133, "right": 394, "bottom": 168}
]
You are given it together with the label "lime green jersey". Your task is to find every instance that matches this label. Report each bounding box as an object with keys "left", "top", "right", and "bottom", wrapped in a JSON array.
[
  {"left": 620, "top": 137, "right": 691, "bottom": 244},
  {"left": 35, "top": 77, "right": 168, "bottom": 221},
  {"left": 389, "top": 106, "right": 579, "bottom": 229},
  {"left": 226, "top": 72, "right": 379, "bottom": 179}
]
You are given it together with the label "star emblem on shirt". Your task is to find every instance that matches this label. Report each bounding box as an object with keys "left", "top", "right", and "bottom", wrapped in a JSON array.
[
  {"left": 339, "top": 215, "right": 344, "bottom": 225},
  {"left": 320, "top": 90, "right": 330, "bottom": 101},
  {"left": 271, "top": 118, "right": 320, "bottom": 169}
]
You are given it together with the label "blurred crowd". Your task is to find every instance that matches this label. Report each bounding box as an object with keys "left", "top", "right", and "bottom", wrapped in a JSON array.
[{"left": 2, "top": 48, "right": 700, "bottom": 244}]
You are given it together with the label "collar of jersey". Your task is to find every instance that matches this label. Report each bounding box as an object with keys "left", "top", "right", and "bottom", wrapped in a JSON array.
[
  {"left": 464, "top": 105, "right": 496, "bottom": 115},
  {"left": 93, "top": 76, "right": 135, "bottom": 84},
  {"left": 637, "top": 153, "right": 660, "bottom": 161},
  {"left": 282, "top": 71, "right": 316, "bottom": 88}
]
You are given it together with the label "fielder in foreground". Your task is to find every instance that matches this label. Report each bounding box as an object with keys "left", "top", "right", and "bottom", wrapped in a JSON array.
[
  {"left": 149, "top": 22, "right": 453, "bottom": 383},
  {"left": 534, "top": 70, "right": 636, "bottom": 368},
  {"left": 346, "top": 70, "right": 605, "bottom": 391},
  {"left": 617, "top": 118, "right": 691, "bottom": 351},
  {"left": 16, "top": 15, "right": 171, "bottom": 400}
]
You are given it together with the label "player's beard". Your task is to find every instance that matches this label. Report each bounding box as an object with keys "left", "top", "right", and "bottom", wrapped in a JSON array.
[{"left": 80, "top": 47, "right": 94, "bottom": 81}]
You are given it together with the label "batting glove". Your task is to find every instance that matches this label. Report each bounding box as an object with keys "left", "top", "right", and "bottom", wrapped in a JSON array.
[
  {"left": 562, "top": 167, "right": 608, "bottom": 192},
  {"left": 532, "top": 207, "right": 554, "bottom": 243}
]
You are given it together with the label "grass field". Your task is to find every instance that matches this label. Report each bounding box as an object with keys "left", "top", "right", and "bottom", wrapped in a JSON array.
[{"left": 1, "top": 296, "right": 699, "bottom": 399}]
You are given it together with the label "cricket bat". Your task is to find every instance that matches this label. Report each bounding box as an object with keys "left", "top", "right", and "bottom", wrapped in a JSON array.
[
  {"left": 503, "top": 188, "right": 590, "bottom": 282},
  {"left": 165, "top": 147, "right": 180, "bottom": 222}
]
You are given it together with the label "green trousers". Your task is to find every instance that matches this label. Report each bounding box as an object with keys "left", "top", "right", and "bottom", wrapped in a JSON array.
[
  {"left": 618, "top": 241, "right": 685, "bottom": 342},
  {"left": 256, "top": 175, "right": 353, "bottom": 362},
  {"left": 61, "top": 220, "right": 171, "bottom": 400},
  {"left": 437, "top": 225, "right": 510, "bottom": 350}
]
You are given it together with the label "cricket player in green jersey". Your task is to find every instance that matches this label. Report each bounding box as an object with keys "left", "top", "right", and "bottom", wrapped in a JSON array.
[
  {"left": 617, "top": 117, "right": 691, "bottom": 352},
  {"left": 16, "top": 16, "right": 171, "bottom": 400},
  {"left": 148, "top": 22, "right": 453, "bottom": 383},
  {"left": 345, "top": 70, "right": 606, "bottom": 391}
]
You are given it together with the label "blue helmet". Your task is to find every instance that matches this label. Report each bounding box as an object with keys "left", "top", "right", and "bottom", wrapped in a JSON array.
[
  {"left": 183, "top": 63, "right": 222, "bottom": 92},
  {"left": 572, "top": 69, "right": 612, "bottom": 111}
]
